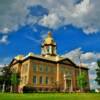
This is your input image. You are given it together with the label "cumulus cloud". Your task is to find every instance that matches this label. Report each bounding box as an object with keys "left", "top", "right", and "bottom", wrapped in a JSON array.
[
  {"left": 72, "top": 0, "right": 91, "bottom": 17},
  {"left": 88, "top": 62, "right": 100, "bottom": 89},
  {"left": 0, "top": 35, "right": 9, "bottom": 44},
  {"left": 0, "top": 0, "right": 100, "bottom": 35},
  {"left": 62, "top": 48, "right": 82, "bottom": 64},
  {"left": 37, "top": 0, "right": 100, "bottom": 34},
  {"left": 96, "top": 53, "right": 100, "bottom": 60},
  {"left": 81, "top": 52, "right": 96, "bottom": 62},
  {"left": 0, "top": 65, "right": 4, "bottom": 67},
  {"left": 39, "top": 13, "right": 61, "bottom": 29},
  {"left": 0, "top": 28, "right": 10, "bottom": 34}
]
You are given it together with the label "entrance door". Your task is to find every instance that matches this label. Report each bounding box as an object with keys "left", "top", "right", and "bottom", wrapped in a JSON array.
[{"left": 66, "top": 79, "right": 72, "bottom": 92}]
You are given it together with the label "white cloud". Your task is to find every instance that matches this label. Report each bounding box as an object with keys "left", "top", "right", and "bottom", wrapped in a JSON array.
[
  {"left": 36, "top": 0, "right": 100, "bottom": 34},
  {"left": 0, "top": 28, "right": 10, "bottom": 34},
  {"left": 72, "top": 0, "right": 92, "bottom": 17},
  {"left": 39, "top": 13, "right": 61, "bottom": 29},
  {"left": 81, "top": 52, "right": 96, "bottom": 62},
  {"left": 96, "top": 53, "right": 100, "bottom": 59},
  {"left": 83, "top": 27, "right": 98, "bottom": 34},
  {"left": 0, "top": 35, "right": 9, "bottom": 44},
  {"left": 62, "top": 48, "right": 82, "bottom": 63},
  {"left": 0, "top": 0, "right": 100, "bottom": 34},
  {"left": 0, "top": 65, "right": 4, "bottom": 67},
  {"left": 0, "top": 0, "right": 29, "bottom": 33}
]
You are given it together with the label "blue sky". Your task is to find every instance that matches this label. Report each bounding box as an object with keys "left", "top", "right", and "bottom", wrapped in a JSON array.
[
  {"left": 0, "top": 0, "right": 100, "bottom": 89},
  {"left": 0, "top": 25, "right": 100, "bottom": 62}
]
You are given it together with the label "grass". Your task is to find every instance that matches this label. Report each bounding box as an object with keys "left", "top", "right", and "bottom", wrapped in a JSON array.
[{"left": 0, "top": 93, "right": 100, "bottom": 100}]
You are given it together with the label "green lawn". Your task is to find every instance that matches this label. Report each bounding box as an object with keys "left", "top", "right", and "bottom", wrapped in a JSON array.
[{"left": 0, "top": 93, "right": 100, "bottom": 100}]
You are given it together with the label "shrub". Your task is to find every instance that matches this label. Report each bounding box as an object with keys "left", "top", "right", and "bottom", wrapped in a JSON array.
[{"left": 23, "top": 86, "right": 37, "bottom": 93}]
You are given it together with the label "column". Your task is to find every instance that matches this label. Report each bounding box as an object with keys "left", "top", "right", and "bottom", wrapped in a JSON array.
[
  {"left": 64, "top": 74, "right": 67, "bottom": 91},
  {"left": 56, "top": 63, "right": 60, "bottom": 87}
]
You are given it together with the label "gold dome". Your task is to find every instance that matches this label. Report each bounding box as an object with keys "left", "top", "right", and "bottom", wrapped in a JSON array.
[{"left": 44, "top": 32, "right": 56, "bottom": 45}]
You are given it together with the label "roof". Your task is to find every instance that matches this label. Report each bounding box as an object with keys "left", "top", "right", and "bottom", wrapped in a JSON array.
[
  {"left": 10, "top": 52, "right": 63, "bottom": 64},
  {"left": 9, "top": 52, "right": 88, "bottom": 70}
]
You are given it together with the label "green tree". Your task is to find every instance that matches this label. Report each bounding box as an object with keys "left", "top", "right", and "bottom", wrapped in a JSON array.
[
  {"left": 0, "top": 65, "right": 11, "bottom": 92},
  {"left": 11, "top": 73, "right": 20, "bottom": 92},
  {"left": 77, "top": 72, "right": 87, "bottom": 92},
  {"left": 95, "top": 60, "right": 100, "bottom": 85}
]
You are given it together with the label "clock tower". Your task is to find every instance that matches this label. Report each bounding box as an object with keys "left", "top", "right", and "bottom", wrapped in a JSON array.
[{"left": 41, "top": 32, "right": 57, "bottom": 57}]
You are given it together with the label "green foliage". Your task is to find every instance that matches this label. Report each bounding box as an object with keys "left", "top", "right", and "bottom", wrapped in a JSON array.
[
  {"left": 11, "top": 73, "right": 20, "bottom": 85},
  {"left": 11, "top": 73, "right": 17, "bottom": 85},
  {"left": 97, "top": 60, "right": 100, "bottom": 67},
  {"left": 95, "top": 60, "right": 100, "bottom": 85},
  {"left": 77, "top": 72, "right": 87, "bottom": 89},
  {"left": 0, "top": 66, "right": 11, "bottom": 85},
  {"left": 23, "top": 86, "right": 37, "bottom": 93}
]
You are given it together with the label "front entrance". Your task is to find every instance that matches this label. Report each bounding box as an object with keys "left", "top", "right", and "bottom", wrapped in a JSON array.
[
  {"left": 64, "top": 79, "right": 73, "bottom": 92},
  {"left": 66, "top": 79, "right": 72, "bottom": 92}
]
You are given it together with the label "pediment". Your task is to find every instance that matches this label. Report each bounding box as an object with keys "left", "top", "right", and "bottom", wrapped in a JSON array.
[{"left": 59, "top": 58, "right": 76, "bottom": 66}]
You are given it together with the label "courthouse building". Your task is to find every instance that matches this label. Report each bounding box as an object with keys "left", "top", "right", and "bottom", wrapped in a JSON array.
[{"left": 9, "top": 32, "right": 89, "bottom": 92}]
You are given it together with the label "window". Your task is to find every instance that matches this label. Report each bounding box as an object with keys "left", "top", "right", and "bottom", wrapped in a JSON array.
[
  {"left": 46, "top": 46, "right": 49, "bottom": 53},
  {"left": 33, "top": 65, "right": 37, "bottom": 72},
  {"left": 33, "top": 76, "right": 37, "bottom": 84},
  {"left": 40, "top": 65, "right": 43, "bottom": 72},
  {"left": 45, "top": 76, "right": 49, "bottom": 84},
  {"left": 45, "top": 66, "right": 49, "bottom": 72},
  {"left": 49, "top": 46, "right": 52, "bottom": 54},
  {"left": 39, "top": 76, "right": 43, "bottom": 84}
]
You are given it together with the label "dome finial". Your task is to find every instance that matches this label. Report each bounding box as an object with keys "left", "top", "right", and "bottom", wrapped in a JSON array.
[{"left": 48, "top": 31, "right": 52, "bottom": 37}]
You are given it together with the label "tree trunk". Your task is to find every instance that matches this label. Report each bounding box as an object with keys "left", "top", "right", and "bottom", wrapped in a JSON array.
[
  {"left": 10, "top": 85, "right": 13, "bottom": 93},
  {"left": 2, "top": 82, "right": 5, "bottom": 93}
]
